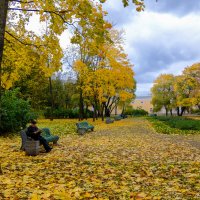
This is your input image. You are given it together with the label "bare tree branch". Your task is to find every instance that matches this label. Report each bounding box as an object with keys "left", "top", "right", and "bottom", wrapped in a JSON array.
[
  {"left": 8, "top": 0, "right": 34, "bottom": 3},
  {"left": 5, "top": 30, "right": 45, "bottom": 48},
  {"left": 8, "top": 7, "right": 86, "bottom": 36},
  {"left": 8, "top": 7, "right": 72, "bottom": 14}
]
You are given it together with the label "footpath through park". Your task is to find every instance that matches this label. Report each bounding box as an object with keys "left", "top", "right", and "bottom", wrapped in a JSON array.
[{"left": 0, "top": 118, "right": 200, "bottom": 199}]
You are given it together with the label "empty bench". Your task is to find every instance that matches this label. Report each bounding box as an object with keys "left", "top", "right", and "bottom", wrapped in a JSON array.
[
  {"left": 105, "top": 118, "right": 114, "bottom": 124},
  {"left": 114, "top": 115, "right": 123, "bottom": 121},
  {"left": 76, "top": 121, "right": 94, "bottom": 135}
]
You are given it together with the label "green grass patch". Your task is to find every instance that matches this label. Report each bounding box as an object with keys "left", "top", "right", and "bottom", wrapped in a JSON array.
[{"left": 147, "top": 116, "right": 200, "bottom": 135}]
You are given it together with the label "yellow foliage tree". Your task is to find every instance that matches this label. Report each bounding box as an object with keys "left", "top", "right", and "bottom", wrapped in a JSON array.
[
  {"left": 151, "top": 74, "right": 175, "bottom": 116},
  {"left": 174, "top": 63, "right": 200, "bottom": 114},
  {"left": 73, "top": 28, "right": 135, "bottom": 120}
]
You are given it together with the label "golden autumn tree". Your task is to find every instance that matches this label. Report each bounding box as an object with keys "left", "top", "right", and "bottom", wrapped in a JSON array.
[
  {"left": 183, "top": 63, "right": 200, "bottom": 109},
  {"left": 73, "top": 27, "right": 135, "bottom": 120},
  {"left": 70, "top": 3, "right": 112, "bottom": 120},
  {"left": 3, "top": 28, "right": 63, "bottom": 89},
  {"left": 174, "top": 63, "right": 200, "bottom": 115},
  {"left": 151, "top": 74, "right": 175, "bottom": 116},
  {"left": 151, "top": 63, "right": 200, "bottom": 116}
]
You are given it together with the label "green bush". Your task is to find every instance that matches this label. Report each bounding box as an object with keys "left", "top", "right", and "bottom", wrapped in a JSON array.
[
  {"left": 191, "top": 109, "right": 200, "bottom": 115},
  {"left": 148, "top": 116, "right": 200, "bottom": 134},
  {"left": 0, "top": 89, "right": 35, "bottom": 134},
  {"left": 171, "top": 120, "right": 200, "bottom": 130},
  {"left": 124, "top": 107, "right": 148, "bottom": 116},
  {"left": 44, "top": 108, "right": 93, "bottom": 119},
  {"left": 154, "top": 116, "right": 200, "bottom": 131}
]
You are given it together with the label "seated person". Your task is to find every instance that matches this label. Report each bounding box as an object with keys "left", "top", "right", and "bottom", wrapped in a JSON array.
[{"left": 26, "top": 119, "right": 52, "bottom": 153}]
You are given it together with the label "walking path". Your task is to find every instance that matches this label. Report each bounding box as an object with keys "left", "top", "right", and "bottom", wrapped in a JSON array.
[{"left": 0, "top": 118, "right": 200, "bottom": 199}]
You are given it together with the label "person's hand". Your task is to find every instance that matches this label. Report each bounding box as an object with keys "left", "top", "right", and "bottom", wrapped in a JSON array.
[{"left": 34, "top": 130, "right": 42, "bottom": 134}]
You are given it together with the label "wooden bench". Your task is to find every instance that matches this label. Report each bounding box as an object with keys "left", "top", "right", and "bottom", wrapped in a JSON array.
[
  {"left": 114, "top": 115, "right": 123, "bottom": 121},
  {"left": 105, "top": 118, "right": 114, "bottom": 124},
  {"left": 120, "top": 114, "right": 128, "bottom": 119},
  {"left": 76, "top": 121, "right": 94, "bottom": 135},
  {"left": 20, "top": 128, "right": 59, "bottom": 155},
  {"left": 20, "top": 130, "right": 39, "bottom": 156},
  {"left": 41, "top": 128, "right": 59, "bottom": 144}
]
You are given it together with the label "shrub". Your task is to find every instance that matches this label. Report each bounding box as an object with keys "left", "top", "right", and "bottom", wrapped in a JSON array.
[
  {"left": 148, "top": 116, "right": 200, "bottom": 134},
  {"left": 154, "top": 116, "right": 200, "bottom": 131},
  {"left": 191, "top": 109, "right": 200, "bottom": 115},
  {"left": 0, "top": 89, "right": 35, "bottom": 134},
  {"left": 124, "top": 107, "right": 148, "bottom": 116},
  {"left": 44, "top": 108, "right": 93, "bottom": 119}
]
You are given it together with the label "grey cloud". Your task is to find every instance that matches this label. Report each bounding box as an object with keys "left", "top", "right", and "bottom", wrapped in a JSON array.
[
  {"left": 128, "top": 31, "right": 200, "bottom": 84},
  {"left": 104, "top": 0, "right": 200, "bottom": 26},
  {"left": 145, "top": 0, "right": 200, "bottom": 16}
]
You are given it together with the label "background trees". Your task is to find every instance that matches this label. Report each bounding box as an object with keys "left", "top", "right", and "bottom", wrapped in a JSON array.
[
  {"left": 71, "top": 28, "right": 135, "bottom": 121},
  {"left": 151, "top": 74, "right": 175, "bottom": 116},
  {"left": 151, "top": 63, "right": 200, "bottom": 116}
]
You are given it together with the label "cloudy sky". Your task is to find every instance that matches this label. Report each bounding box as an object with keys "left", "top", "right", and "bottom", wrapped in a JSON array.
[{"left": 103, "top": 0, "right": 200, "bottom": 96}]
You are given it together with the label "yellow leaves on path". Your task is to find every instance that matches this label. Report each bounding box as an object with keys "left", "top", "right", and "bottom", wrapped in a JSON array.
[{"left": 1, "top": 118, "right": 200, "bottom": 199}]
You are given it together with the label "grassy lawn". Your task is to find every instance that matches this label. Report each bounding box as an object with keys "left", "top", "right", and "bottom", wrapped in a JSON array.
[
  {"left": 0, "top": 118, "right": 200, "bottom": 199},
  {"left": 147, "top": 116, "right": 200, "bottom": 135}
]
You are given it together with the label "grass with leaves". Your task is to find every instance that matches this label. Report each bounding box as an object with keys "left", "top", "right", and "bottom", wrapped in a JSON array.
[
  {"left": 147, "top": 116, "right": 200, "bottom": 135},
  {"left": 1, "top": 118, "right": 200, "bottom": 199}
]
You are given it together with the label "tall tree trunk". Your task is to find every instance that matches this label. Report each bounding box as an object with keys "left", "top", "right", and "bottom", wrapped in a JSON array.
[
  {"left": 165, "top": 106, "right": 168, "bottom": 116},
  {"left": 92, "top": 104, "right": 96, "bottom": 122},
  {"left": 79, "top": 89, "right": 84, "bottom": 121},
  {"left": 49, "top": 77, "right": 54, "bottom": 121},
  {"left": 94, "top": 99, "right": 98, "bottom": 120},
  {"left": 85, "top": 104, "right": 88, "bottom": 120},
  {"left": 177, "top": 107, "right": 180, "bottom": 116},
  {"left": 170, "top": 109, "right": 173, "bottom": 116},
  {"left": 101, "top": 103, "right": 105, "bottom": 121},
  {"left": 115, "top": 104, "right": 117, "bottom": 115},
  {"left": 121, "top": 103, "right": 125, "bottom": 114},
  {"left": 0, "top": 0, "right": 9, "bottom": 129},
  {"left": 180, "top": 106, "right": 186, "bottom": 116},
  {"left": 105, "top": 106, "right": 111, "bottom": 117}
]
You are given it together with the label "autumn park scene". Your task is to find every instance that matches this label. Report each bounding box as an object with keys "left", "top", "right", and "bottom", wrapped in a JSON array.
[{"left": 1, "top": 0, "right": 200, "bottom": 199}]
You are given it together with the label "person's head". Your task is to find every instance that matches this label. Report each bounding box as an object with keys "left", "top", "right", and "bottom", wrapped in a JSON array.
[{"left": 30, "top": 119, "right": 37, "bottom": 126}]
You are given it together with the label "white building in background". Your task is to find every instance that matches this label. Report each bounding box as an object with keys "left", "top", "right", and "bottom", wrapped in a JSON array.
[{"left": 131, "top": 96, "right": 153, "bottom": 113}]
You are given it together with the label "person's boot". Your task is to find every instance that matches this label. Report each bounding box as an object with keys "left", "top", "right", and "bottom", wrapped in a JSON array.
[{"left": 46, "top": 147, "right": 52, "bottom": 153}]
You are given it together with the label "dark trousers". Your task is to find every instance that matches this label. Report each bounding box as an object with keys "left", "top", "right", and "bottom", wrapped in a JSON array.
[{"left": 33, "top": 135, "right": 51, "bottom": 152}]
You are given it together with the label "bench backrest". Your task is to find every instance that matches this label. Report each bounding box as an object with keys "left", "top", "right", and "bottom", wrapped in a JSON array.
[
  {"left": 20, "top": 130, "right": 28, "bottom": 150},
  {"left": 41, "top": 128, "right": 51, "bottom": 137},
  {"left": 76, "top": 121, "right": 89, "bottom": 128}
]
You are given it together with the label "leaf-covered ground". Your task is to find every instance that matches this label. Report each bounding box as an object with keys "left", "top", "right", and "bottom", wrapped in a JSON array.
[{"left": 0, "top": 118, "right": 200, "bottom": 199}]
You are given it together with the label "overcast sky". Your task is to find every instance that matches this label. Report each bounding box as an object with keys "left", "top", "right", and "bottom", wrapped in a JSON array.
[
  {"left": 103, "top": 0, "right": 200, "bottom": 96},
  {"left": 28, "top": 0, "right": 200, "bottom": 97}
]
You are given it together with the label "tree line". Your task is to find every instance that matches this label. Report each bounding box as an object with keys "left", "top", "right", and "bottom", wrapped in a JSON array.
[{"left": 151, "top": 63, "right": 200, "bottom": 116}]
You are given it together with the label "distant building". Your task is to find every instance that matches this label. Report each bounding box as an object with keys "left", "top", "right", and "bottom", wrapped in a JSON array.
[{"left": 131, "top": 96, "right": 153, "bottom": 113}]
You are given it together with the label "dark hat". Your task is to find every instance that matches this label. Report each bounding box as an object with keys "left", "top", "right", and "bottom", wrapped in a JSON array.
[{"left": 30, "top": 119, "right": 37, "bottom": 124}]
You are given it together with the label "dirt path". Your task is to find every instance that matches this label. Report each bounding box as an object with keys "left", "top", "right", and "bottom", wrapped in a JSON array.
[{"left": 0, "top": 118, "right": 200, "bottom": 199}]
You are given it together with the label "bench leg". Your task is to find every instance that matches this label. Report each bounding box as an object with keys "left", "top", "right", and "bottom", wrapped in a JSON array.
[
  {"left": 53, "top": 141, "right": 59, "bottom": 146},
  {"left": 78, "top": 129, "right": 86, "bottom": 135}
]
